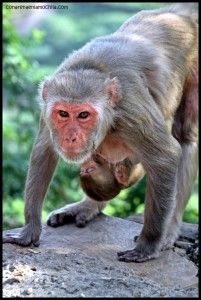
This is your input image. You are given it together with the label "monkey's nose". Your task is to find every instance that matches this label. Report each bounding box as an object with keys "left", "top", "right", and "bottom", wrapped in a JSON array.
[{"left": 66, "top": 137, "right": 77, "bottom": 144}]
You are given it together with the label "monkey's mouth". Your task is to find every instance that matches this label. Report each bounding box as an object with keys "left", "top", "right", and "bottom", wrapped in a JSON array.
[
  {"left": 58, "top": 144, "right": 94, "bottom": 164},
  {"left": 61, "top": 145, "right": 85, "bottom": 158},
  {"left": 64, "top": 150, "right": 80, "bottom": 158}
]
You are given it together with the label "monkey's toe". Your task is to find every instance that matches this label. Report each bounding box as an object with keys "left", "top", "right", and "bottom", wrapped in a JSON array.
[
  {"left": 75, "top": 213, "right": 87, "bottom": 227},
  {"left": 47, "top": 212, "right": 76, "bottom": 227}
]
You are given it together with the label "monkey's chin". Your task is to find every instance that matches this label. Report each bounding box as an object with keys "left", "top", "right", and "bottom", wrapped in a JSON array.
[{"left": 56, "top": 146, "right": 93, "bottom": 165}]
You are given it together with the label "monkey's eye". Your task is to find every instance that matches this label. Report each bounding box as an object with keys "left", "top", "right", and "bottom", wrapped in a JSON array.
[
  {"left": 78, "top": 111, "right": 90, "bottom": 119},
  {"left": 58, "top": 110, "right": 69, "bottom": 118}
]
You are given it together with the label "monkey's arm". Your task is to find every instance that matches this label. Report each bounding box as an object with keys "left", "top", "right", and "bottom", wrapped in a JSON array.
[
  {"left": 3, "top": 117, "right": 58, "bottom": 246},
  {"left": 114, "top": 161, "right": 145, "bottom": 188}
]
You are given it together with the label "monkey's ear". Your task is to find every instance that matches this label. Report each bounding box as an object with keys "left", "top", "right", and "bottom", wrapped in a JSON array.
[
  {"left": 105, "top": 77, "right": 122, "bottom": 107},
  {"left": 42, "top": 81, "right": 49, "bottom": 101}
]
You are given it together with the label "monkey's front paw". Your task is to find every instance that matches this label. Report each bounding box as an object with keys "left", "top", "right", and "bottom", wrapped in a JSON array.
[
  {"left": 117, "top": 247, "right": 159, "bottom": 263},
  {"left": 3, "top": 223, "right": 41, "bottom": 247}
]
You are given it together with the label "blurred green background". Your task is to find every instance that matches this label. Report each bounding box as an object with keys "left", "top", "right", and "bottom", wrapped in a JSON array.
[{"left": 3, "top": 2, "right": 198, "bottom": 229}]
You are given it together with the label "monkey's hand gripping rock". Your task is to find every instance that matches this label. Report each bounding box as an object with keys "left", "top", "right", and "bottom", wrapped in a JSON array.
[
  {"left": 3, "top": 198, "right": 106, "bottom": 247},
  {"left": 3, "top": 223, "right": 41, "bottom": 247}
]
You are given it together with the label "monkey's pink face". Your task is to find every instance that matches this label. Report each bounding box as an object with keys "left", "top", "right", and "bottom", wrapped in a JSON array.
[{"left": 51, "top": 102, "right": 98, "bottom": 162}]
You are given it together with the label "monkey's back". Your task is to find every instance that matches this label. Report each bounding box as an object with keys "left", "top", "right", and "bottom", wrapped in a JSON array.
[
  {"left": 116, "top": 4, "right": 198, "bottom": 140},
  {"left": 116, "top": 4, "right": 198, "bottom": 63}
]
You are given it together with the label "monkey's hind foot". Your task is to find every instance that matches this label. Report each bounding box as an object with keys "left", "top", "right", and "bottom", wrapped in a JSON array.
[
  {"left": 47, "top": 199, "right": 101, "bottom": 228},
  {"left": 117, "top": 247, "right": 159, "bottom": 263},
  {"left": 47, "top": 208, "right": 88, "bottom": 228}
]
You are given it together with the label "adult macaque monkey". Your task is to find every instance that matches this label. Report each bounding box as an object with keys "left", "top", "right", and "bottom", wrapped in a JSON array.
[{"left": 4, "top": 3, "right": 198, "bottom": 262}]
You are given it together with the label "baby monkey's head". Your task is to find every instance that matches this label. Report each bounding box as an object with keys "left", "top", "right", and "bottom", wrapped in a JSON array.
[{"left": 80, "top": 154, "right": 126, "bottom": 201}]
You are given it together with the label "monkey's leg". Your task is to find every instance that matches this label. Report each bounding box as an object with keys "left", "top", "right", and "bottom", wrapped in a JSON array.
[
  {"left": 47, "top": 197, "right": 107, "bottom": 228},
  {"left": 162, "top": 142, "right": 198, "bottom": 249},
  {"left": 117, "top": 108, "right": 181, "bottom": 262},
  {"left": 3, "top": 118, "right": 58, "bottom": 246}
]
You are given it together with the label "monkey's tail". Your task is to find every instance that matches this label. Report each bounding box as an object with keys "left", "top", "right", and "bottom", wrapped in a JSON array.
[{"left": 168, "top": 3, "right": 198, "bottom": 22}]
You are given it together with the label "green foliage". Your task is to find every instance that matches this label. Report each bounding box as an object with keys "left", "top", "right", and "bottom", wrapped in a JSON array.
[
  {"left": 3, "top": 110, "right": 36, "bottom": 199},
  {"left": 183, "top": 177, "right": 198, "bottom": 223},
  {"left": 3, "top": 7, "right": 47, "bottom": 111},
  {"left": 104, "top": 178, "right": 146, "bottom": 218},
  {"left": 3, "top": 197, "right": 25, "bottom": 228},
  {"left": 3, "top": 3, "right": 198, "bottom": 229}
]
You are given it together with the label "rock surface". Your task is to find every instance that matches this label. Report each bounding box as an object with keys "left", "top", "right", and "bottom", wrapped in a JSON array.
[{"left": 3, "top": 214, "right": 198, "bottom": 298}]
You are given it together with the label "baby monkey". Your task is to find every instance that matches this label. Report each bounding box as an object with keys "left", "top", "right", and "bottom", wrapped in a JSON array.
[{"left": 80, "top": 154, "right": 145, "bottom": 201}]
